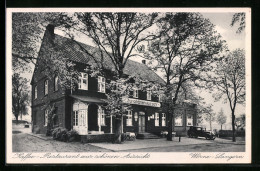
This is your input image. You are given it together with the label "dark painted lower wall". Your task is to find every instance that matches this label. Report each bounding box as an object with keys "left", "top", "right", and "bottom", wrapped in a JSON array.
[{"left": 31, "top": 98, "right": 66, "bottom": 134}]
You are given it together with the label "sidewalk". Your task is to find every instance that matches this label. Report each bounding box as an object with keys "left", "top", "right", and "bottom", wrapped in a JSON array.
[
  {"left": 88, "top": 137, "right": 216, "bottom": 151},
  {"left": 27, "top": 132, "right": 53, "bottom": 141}
]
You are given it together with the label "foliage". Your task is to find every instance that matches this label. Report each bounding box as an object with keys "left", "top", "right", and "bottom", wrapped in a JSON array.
[
  {"left": 12, "top": 73, "right": 30, "bottom": 123},
  {"left": 235, "top": 114, "right": 245, "bottom": 130},
  {"left": 12, "top": 13, "right": 61, "bottom": 71},
  {"left": 212, "top": 49, "right": 245, "bottom": 142},
  {"left": 141, "top": 12, "right": 226, "bottom": 140},
  {"left": 52, "top": 127, "right": 79, "bottom": 142},
  {"left": 66, "top": 130, "right": 80, "bottom": 142},
  {"left": 58, "top": 12, "right": 160, "bottom": 143},
  {"left": 216, "top": 108, "right": 227, "bottom": 130},
  {"left": 231, "top": 13, "right": 245, "bottom": 33},
  {"left": 200, "top": 104, "right": 215, "bottom": 131}
]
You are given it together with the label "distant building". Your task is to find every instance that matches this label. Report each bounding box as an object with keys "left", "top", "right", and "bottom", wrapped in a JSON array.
[{"left": 31, "top": 25, "right": 197, "bottom": 138}]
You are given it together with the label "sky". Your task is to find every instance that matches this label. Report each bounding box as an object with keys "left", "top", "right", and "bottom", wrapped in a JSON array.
[{"left": 18, "top": 12, "right": 246, "bottom": 130}]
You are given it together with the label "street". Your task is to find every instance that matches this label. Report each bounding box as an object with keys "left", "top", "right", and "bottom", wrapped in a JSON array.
[{"left": 12, "top": 125, "right": 245, "bottom": 152}]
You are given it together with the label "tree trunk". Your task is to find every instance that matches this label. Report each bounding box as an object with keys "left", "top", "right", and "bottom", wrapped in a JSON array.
[
  {"left": 210, "top": 115, "right": 212, "bottom": 131},
  {"left": 221, "top": 124, "right": 222, "bottom": 130},
  {"left": 15, "top": 114, "right": 19, "bottom": 124},
  {"left": 167, "top": 109, "right": 173, "bottom": 141},
  {"left": 231, "top": 110, "right": 236, "bottom": 142},
  {"left": 114, "top": 116, "right": 122, "bottom": 144}
]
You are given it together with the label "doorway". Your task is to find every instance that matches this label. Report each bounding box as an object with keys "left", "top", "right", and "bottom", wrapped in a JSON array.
[{"left": 138, "top": 112, "right": 146, "bottom": 133}]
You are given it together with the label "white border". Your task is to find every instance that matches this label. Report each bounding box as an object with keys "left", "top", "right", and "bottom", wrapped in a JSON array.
[{"left": 6, "top": 8, "right": 251, "bottom": 164}]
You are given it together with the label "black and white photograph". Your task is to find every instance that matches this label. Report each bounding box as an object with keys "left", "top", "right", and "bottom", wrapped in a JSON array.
[{"left": 6, "top": 8, "right": 251, "bottom": 164}]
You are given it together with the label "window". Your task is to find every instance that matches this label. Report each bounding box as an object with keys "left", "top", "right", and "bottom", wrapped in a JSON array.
[
  {"left": 44, "top": 80, "right": 48, "bottom": 95},
  {"left": 158, "top": 94, "right": 163, "bottom": 102},
  {"left": 54, "top": 75, "right": 58, "bottom": 91},
  {"left": 78, "top": 110, "right": 87, "bottom": 126},
  {"left": 133, "top": 88, "right": 139, "bottom": 98},
  {"left": 73, "top": 111, "right": 79, "bottom": 126},
  {"left": 98, "top": 76, "right": 106, "bottom": 93},
  {"left": 175, "top": 115, "right": 183, "bottom": 126},
  {"left": 98, "top": 107, "right": 106, "bottom": 126},
  {"left": 187, "top": 115, "right": 193, "bottom": 126},
  {"left": 78, "top": 72, "right": 88, "bottom": 90},
  {"left": 162, "top": 113, "right": 166, "bottom": 126},
  {"left": 34, "top": 85, "right": 37, "bottom": 99},
  {"left": 155, "top": 112, "right": 159, "bottom": 126},
  {"left": 126, "top": 110, "right": 133, "bottom": 126},
  {"left": 147, "top": 90, "right": 152, "bottom": 100},
  {"left": 44, "top": 110, "right": 48, "bottom": 126}
]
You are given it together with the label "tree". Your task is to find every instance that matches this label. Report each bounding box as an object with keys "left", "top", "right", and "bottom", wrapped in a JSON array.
[
  {"left": 59, "top": 12, "right": 159, "bottom": 143},
  {"left": 231, "top": 13, "right": 245, "bottom": 33},
  {"left": 142, "top": 13, "right": 226, "bottom": 140},
  {"left": 213, "top": 49, "right": 245, "bottom": 142},
  {"left": 216, "top": 108, "right": 227, "bottom": 130},
  {"left": 12, "top": 73, "right": 30, "bottom": 124},
  {"left": 235, "top": 114, "right": 245, "bottom": 131},
  {"left": 12, "top": 13, "right": 61, "bottom": 71},
  {"left": 201, "top": 104, "right": 215, "bottom": 131}
]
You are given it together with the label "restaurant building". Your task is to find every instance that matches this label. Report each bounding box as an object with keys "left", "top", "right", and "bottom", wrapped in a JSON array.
[{"left": 31, "top": 25, "right": 197, "bottom": 139}]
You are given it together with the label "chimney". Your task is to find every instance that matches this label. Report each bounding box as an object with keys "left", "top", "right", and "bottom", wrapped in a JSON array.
[
  {"left": 46, "top": 24, "right": 55, "bottom": 39},
  {"left": 142, "top": 60, "right": 146, "bottom": 65}
]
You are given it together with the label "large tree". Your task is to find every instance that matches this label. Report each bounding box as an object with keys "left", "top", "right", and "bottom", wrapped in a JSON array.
[
  {"left": 142, "top": 13, "right": 226, "bottom": 140},
  {"left": 12, "top": 13, "right": 62, "bottom": 71},
  {"left": 216, "top": 108, "right": 227, "bottom": 130},
  {"left": 213, "top": 49, "right": 245, "bottom": 142},
  {"left": 59, "top": 12, "right": 159, "bottom": 143},
  {"left": 12, "top": 73, "right": 30, "bottom": 124}
]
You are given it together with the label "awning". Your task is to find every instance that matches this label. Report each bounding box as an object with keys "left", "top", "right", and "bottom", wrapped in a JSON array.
[{"left": 70, "top": 95, "right": 107, "bottom": 104}]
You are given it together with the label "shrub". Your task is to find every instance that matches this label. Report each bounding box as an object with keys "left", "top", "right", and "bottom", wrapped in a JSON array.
[
  {"left": 52, "top": 127, "right": 68, "bottom": 142},
  {"left": 67, "top": 130, "right": 79, "bottom": 142},
  {"left": 51, "top": 127, "right": 80, "bottom": 142}
]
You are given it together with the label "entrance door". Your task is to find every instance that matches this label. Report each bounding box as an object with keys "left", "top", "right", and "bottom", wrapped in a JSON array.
[
  {"left": 72, "top": 101, "right": 88, "bottom": 135},
  {"left": 138, "top": 114, "right": 146, "bottom": 133}
]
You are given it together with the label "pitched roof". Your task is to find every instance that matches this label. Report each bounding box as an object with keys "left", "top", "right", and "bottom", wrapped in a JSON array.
[{"left": 53, "top": 34, "right": 165, "bottom": 84}]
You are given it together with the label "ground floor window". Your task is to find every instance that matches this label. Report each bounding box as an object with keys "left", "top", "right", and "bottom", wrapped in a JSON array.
[
  {"left": 175, "top": 115, "right": 183, "bottom": 126},
  {"left": 73, "top": 111, "right": 79, "bottom": 126},
  {"left": 73, "top": 110, "right": 88, "bottom": 126},
  {"left": 126, "top": 110, "right": 133, "bottom": 126},
  {"left": 155, "top": 112, "right": 159, "bottom": 126},
  {"left": 187, "top": 115, "right": 193, "bottom": 126},
  {"left": 44, "top": 110, "right": 48, "bottom": 126},
  {"left": 98, "top": 107, "right": 106, "bottom": 126},
  {"left": 162, "top": 113, "right": 166, "bottom": 126}
]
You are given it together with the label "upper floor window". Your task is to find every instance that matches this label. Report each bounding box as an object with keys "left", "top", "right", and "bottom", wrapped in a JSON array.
[
  {"left": 126, "top": 110, "right": 133, "bottom": 126},
  {"left": 158, "top": 94, "right": 163, "bottom": 102},
  {"left": 155, "top": 112, "right": 159, "bottom": 126},
  {"left": 44, "top": 110, "right": 48, "bottom": 126},
  {"left": 98, "top": 107, "right": 106, "bottom": 126},
  {"left": 162, "top": 113, "right": 166, "bottom": 126},
  {"left": 133, "top": 88, "right": 139, "bottom": 98},
  {"left": 175, "top": 115, "right": 183, "bottom": 126},
  {"left": 44, "top": 80, "right": 48, "bottom": 95},
  {"left": 147, "top": 90, "right": 152, "bottom": 100},
  {"left": 54, "top": 75, "right": 58, "bottom": 91},
  {"left": 187, "top": 115, "right": 193, "bottom": 126},
  {"left": 34, "top": 85, "right": 37, "bottom": 99},
  {"left": 98, "top": 76, "right": 106, "bottom": 93},
  {"left": 78, "top": 72, "right": 88, "bottom": 90}
]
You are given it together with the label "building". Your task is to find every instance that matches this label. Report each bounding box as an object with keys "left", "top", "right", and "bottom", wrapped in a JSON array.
[{"left": 31, "top": 25, "right": 197, "bottom": 139}]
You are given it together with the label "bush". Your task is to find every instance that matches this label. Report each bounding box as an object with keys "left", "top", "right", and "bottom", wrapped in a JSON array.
[
  {"left": 51, "top": 127, "right": 79, "bottom": 142},
  {"left": 67, "top": 130, "right": 79, "bottom": 142},
  {"left": 52, "top": 127, "right": 68, "bottom": 142}
]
